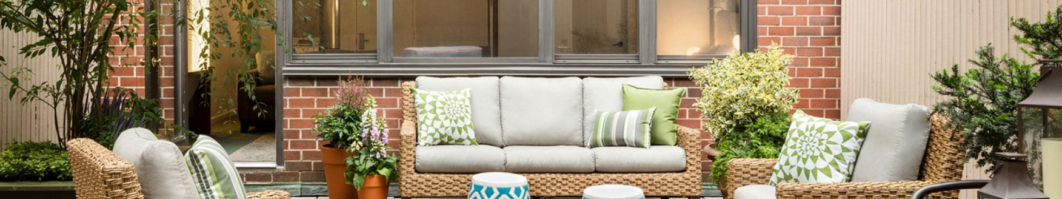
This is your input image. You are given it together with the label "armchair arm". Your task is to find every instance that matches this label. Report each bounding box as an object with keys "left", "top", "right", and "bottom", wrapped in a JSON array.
[
  {"left": 775, "top": 181, "right": 931, "bottom": 198},
  {"left": 725, "top": 158, "right": 776, "bottom": 198},
  {"left": 676, "top": 125, "right": 703, "bottom": 173},
  {"left": 247, "top": 190, "right": 291, "bottom": 199},
  {"left": 910, "top": 180, "right": 988, "bottom": 199},
  {"left": 398, "top": 120, "right": 417, "bottom": 177}
]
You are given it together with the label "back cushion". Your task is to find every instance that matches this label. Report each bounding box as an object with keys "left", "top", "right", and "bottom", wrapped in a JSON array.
[
  {"left": 847, "top": 98, "right": 931, "bottom": 182},
  {"left": 500, "top": 76, "right": 584, "bottom": 146},
  {"left": 186, "top": 136, "right": 248, "bottom": 199},
  {"left": 113, "top": 128, "right": 202, "bottom": 199},
  {"left": 417, "top": 76, "right": 502, "bottom": 146},
  {"left": 582, "top": 76, "right": 664, "bottom": 142}
]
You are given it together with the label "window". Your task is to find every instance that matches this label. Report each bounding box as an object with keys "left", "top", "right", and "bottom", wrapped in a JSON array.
[{"left": 279, "top": 0, "right": 756, "bottom": 74}]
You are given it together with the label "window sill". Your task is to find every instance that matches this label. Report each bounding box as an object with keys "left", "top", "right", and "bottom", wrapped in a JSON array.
[{"left": 280, "top": 62, "right": 711, "bottom": 77}]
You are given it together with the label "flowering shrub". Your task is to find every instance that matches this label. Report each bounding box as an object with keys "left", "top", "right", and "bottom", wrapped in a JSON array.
[
  {"left": 690, "top": 44, "right": 798, "bottom": 138},
  {"left": 311, "top": 76, "right": 398, "bottom": 189}
]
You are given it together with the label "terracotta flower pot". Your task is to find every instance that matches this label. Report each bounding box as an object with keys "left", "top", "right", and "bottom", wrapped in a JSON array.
[
  {"left": 321, "top": 144, "right": 358, "bottom": 199},
  {"left": 358, "top": 175, "right": 390, "bottom": 199}
]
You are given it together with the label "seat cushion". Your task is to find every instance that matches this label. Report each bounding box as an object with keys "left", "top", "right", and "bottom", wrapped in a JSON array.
[
  {"left": 582, "top": 76, "right": 664, "bottom": 142},
  {"left": 113, "top": 128, "right": 201, "bottom": 199},
  {"left": 592, "top": 146, "right": 686, "bottom": 172},
  {"left": 847, "top": 98, "right": 930, "bottom": 182},
  {"left": 734, "top": 185, "right": 776, "bottom": 199},
  {"left": 503, "top": 146, "right": 594, "bottom": 173},
  {"left": 415, "top": 145, "right": 505, "bottom": 173},
  {"left": 500, "top": 77, "right": 584, "bottom": 146},
  {"left": 185, "top": 136, "right": 247, "bottom": 199},
  {"left": 417, "top": 76, "right": 503, "bottom": 146}
]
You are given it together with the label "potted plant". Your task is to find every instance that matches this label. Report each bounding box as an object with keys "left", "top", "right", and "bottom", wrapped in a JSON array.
[
  {"left": 689, "top": 44, "right": 798, "bottom": 196},
  {"left": 312, "top": 76, "right": 376, "bottom": 199},
  {"left": 345, "top": 109, "right": 397, "bottom": 199}
]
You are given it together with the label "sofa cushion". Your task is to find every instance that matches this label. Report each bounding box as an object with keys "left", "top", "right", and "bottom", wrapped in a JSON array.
[
  {"left": 500, "top": 77, "right": 584, "bottom": 146},
  {"left": 587, "top": 108, "right": 656, "bottom": 148},
  {"left": 185, "top": 136, "right": 247, "bottom": 199},
  {"left": 415, "top": 145, "right": 505, "bottom": 173},
  {"left": 113, "top": 128, "right": 201, "bottom": 199},
  {"left": 592, "top": 146, "right": 686, "bottom": 172},
  {"left": 413, "top": 88, "right": 478, "bottom": 146},
  {"left": 417, "top": 76, "right": 503, "bottom": 146},
  {"left": 848, "top": 98, "right": 930, "bottom": 182},
  {"left": 622, "top": 84, "right": 686, "bottom": 146},
  {"left": 734, "top": 185, "right": 776, "bottom": 199},
  {"left": 503, "top": 146, "right": 594, "bottom": 173},
  {"left": 582, "top": 76, "right": 664, "bottom": 142}
]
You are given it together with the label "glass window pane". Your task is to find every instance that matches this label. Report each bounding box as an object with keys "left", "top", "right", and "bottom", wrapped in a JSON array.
[
  {"left": 393, "top": 0, "right": 539, "bottom": 58},
  {"left": 554, "top": 0, "right": 638, "bottom": 54},
  {"left": 293, "top": 0, "right": 378, "bottom": 54},
  {"left": 658, "top": 0, "right": 740, "bottom": 56}
]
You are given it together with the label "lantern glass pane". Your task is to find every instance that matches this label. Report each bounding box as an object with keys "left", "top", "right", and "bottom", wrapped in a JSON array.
[{"left": 1023, "top": 107, "right": 1062, "bottom": 191}]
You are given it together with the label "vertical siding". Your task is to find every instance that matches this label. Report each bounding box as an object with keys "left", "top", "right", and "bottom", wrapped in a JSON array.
[
  {"left": 841, "top": 1, "right": 1062, "bottom": 198},
  {"left": 0, "top": 30, "right": 64, "bottom": 150}
]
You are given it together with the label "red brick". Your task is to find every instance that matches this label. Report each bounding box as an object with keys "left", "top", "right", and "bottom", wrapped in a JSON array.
[
  {"left": 824, "top": 109, "right": 841, "bottom": 119},
  {"left": 781, "top": 16, "right": 807, "bottom": 26},
  {"left": 796, "top": 27, "right": 822, "bottom": 36},
  {"left": 384, "top": 88, "right": 403, "bottom": 98},
  {"left": 824, "top": 27, "right": 841, "bottom": 35},
  {"left": 316, "top": 98, "right": 336, "bottom": 108},
  {"left": 289, "top": 119, "right": 316, "bottom": 129},
  {"left": 759, "top": 37, "right": 783, "bottom": 46},
  {"left": 808, "top": 0, "right": 836, "bottom": 5},
  {"left": 809, "top": 16, "right": 836, "bottom": 25},
  {"left": 283, "top": 130, "right": 301, "bottom": 139},
  {"left": 781, "top": 0, "right": 808, "bottom": 5},
  {"left": 377, "top": 98, "right": 399, "bottom": 108},
  {"left": 801, "top": 109, "right": 825, "bottom": 117},
  {"left": 797, "top": 48, "right": 824, "bottom": 56},
  {"left": 791, "top": 57, "right": 809, "bottom": 67},
  {"left": 810, "top": 58, "right": 837, "bottom": 67},
  {"left": 809, "top": 37, "right": 836, "bottom": 46},
  {"left": 244, "top": 173, "right": 272, "bottom": 183},
  {"left": 300, "top": 171, "right": 326, "bottom": 182},
  {"left": 794, "top": 6, "right": 821, "bottom": 15},
  {"left": 384, "top": 109, "right": 402, "bottom": 118},
  {"left": 796, "top": 68, "right": 823, "bottom": 77},
  {"left": 302, "top": 108, "right": 327, "bottom": 118},
  {"left": 676, "top": 119, "right": 702, "bottom": 129},
  {"left": 789, "top": 78, "right": 810, "bottom": 87},
  {"left": 312, "top": 162, "right": 325, "bottom": 171},
  {"left": 371, "top": 79, "right": 400, "bottom": 87},
  {"left": 824, "top": 47, "right": 841, "bottom": 56},
  {"left": 759, "top": 16, "right": 781, "bottom": 26},
  {"left": 809, "top": 99, "right": 837, "bottom": 108},
  {"left": 290, "top": 140, "right": 319, "bottom": 150},
  {"left": 799, "top": 88, "right": 824, "bottom": 98},
  {"left": 288, "top": 99, "right": 315, "bottom": 108},
  {"left": 759, "top": 0, "right": 781, "bottom": 5},
  {"left": 284, "top": 151, "right": 302, "bottom": 160},
  {"left": 288, "top": 79, "right": 314, "bottom": 86},
  {"left": 794, "top": 99, "right": 811, "bottom": 108},
  {"left": 822, "top": 6, "right": 841, "bottom": 15},
  {"left": 823, "top": 68, "right": 841, "bottom": 77},
  {"left": 275, "top": 172, "right": 300, "bottom": 182},
  {"left": 810, "top": 79, "right": 838, "bottom": 88},
  {"left": 302, "top": 87, "right": 331, "bottom": 97},
  {"left": 303, "top": 150, "right": 322, "bottom": 160},
  {"left": 284, "top": 109, "right": 301, "bottom": 119},
  {"left": 286, "top": 161, "right": 313, "bottom": 171},
  {"left": 782, "top": 37, "right": 808, "bottom": 46},
  {"left": 767, "top": 6, "right": 794, "bottom": 15},
  {"left": 825, "top": 89, "right": 841, "bottom": 98}
]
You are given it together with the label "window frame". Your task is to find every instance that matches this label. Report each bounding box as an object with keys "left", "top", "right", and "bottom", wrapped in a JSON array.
[{"left": 278, "top": 0, "right": 756, "bottom": 77}]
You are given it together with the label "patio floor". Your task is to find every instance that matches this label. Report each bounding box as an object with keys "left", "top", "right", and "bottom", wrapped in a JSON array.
[{"left": 291, "top": 197, "right": 725, "bottom": 199}]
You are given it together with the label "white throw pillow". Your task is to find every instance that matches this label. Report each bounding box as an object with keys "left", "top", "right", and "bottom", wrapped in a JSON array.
[
  {"left": 112, "top": 128, "right": 201, "bottom": 199},
  {"left": 847, "top": 98, "right": 931, "bottom": 182}
]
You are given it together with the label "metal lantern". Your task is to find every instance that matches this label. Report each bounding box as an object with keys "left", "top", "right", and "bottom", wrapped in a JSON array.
[{"left": 1008, "top": 59, "right": 1062, "bottom": 199}]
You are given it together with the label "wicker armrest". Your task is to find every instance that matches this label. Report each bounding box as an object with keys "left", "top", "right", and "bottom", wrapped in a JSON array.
[
  {"left": 675, "top": 125, "right": 703, "bottom": 173},
  {"left": 725, "top": 158, "right": 776, "bottom": 197},
  {"left": 775, "top": 181, "right": 931, "bottom": 198},
  {"left": 67, "top": 138, "right": 144, "bottom": 199},
  {"left": 247, "top": 190, "right": 291, "bottom": 199},
  {"left": 398, "top": 119, "right": 418, "bottom": 179}
]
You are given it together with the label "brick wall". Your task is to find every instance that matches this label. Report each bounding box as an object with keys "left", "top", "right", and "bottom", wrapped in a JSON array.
[
  {"left": 107, "top": 0, "right": 178, "bottom": 125},
  {"left": 108, "top": 0, "right": 843, "bottom": 184}
]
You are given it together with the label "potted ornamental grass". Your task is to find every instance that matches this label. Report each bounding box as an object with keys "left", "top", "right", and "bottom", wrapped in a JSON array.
[{"left": 312, "top": 76, "right": 377, "bottom": 199}]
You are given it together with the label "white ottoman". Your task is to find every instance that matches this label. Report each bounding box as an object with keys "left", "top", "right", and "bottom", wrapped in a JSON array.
[
  {"left": 582, "top": 184, "right": 645, "bottom": 199},
  {"left": 469, "top": 172, "right": 529, "bottom": 199}
]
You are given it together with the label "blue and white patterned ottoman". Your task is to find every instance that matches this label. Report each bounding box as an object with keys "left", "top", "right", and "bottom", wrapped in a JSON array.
[
  {"left": 468, "top": 172, "right": 529, "bottom": 199},
  {"left": 582, "top": 184, "right": 645, "bottom": 199}
]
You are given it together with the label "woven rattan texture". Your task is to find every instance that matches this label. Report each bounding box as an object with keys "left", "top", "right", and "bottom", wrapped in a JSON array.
[
  {"left": 248, "top": 190, "right": 292, "bottom": 199},
  {"left": 68, "top": 138, "right": 144, "bottom": 199},
  {"left": 723, "top": 114, "right": 966, "bottom": 199},
  {"left": 398, "top": 81, "right": 701, "bottom": 197}
]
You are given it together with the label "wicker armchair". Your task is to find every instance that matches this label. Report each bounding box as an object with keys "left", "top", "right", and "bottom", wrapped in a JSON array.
[
  {"left": 724, "top": 114, "right": 966, "bottom": 199},
  {"left": 397, "top": 81, "right": 704, "bottom": 198},
  {"left": 67, "top": 138, "right": 291, "bottom": 199}
]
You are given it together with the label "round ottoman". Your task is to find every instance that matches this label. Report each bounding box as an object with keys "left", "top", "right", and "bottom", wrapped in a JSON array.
[
  {"left": 469, "top": 172, "right": 529, "bottom": 199},
  {"left": 582, "top": 184, "right": 645, "bottom": 199}
]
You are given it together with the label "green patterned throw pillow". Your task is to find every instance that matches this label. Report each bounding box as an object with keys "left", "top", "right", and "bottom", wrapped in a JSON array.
[
  {"left": 587, "top": 108, "right": 656, "bottom": 148},
  {"left": 768, "top": 111, "right": 870, "bottom": 185},
  {"left": 413, "top": 88, "right": 478, "bottom": 146}
]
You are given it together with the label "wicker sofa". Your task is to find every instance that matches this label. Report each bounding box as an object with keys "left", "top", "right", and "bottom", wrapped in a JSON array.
[
  {"left": 67, "top": 138, "right": 290, "bottom": 199},
  {"left": 724, "top": 114, "right": 965, "bottom": 199},
  {"left": 397, "top": 76, "right": 703, "bottom": 198}
]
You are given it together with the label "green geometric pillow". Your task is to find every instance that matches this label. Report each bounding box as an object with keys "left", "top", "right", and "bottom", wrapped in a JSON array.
[
  {"left": 413, "top": 88, "right": 478, "bottom": 146},
  {"left": 768, "top": 110, "right": 870, "bottom": 185},
  {"left": 587, "top": 108, "right": 656, "bottom": 148}
]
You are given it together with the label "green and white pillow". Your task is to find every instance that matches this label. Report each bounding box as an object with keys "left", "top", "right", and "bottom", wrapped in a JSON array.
[
  {"left": 413, "top": 88, "right": 478, "bottom": 146},
  {"left": 768, "top": 111, "right": 870, "bottom": 185},
  {"left": 185, "top": 135, "right": 247, "bottom": 199},
  {"left": 587, "top": 108, "right": 656, "bottom": 148}
]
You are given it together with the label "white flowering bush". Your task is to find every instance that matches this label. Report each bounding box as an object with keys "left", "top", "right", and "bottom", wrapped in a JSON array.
[{"left": 689, "top": 44, "right": 798, "bottom": 138}]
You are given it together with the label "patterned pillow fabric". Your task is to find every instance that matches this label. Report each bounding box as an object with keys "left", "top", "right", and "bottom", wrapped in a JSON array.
[
  {"left": 768, "top": 111, "right": 870, "bottom": 185},
  {"left": 587, "top": 108, "right": 657, "bottom": 148},
  {"left": 185, "top": 135, "right": 247, "bottom": 199},
  {"left": 413, "top": 88, "right": 478, "bottom": 146}
]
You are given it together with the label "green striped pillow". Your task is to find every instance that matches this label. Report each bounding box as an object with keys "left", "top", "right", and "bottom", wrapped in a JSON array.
[
  {"left": 185, "top": 136, "right": 247, "bottom": 199},
  {"left": 587, "top": 108, "right": 656, "bottom": 148}
]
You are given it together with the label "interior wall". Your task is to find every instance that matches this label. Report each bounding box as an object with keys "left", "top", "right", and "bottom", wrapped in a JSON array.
[
  {"left": 498, "top": 0, "right": 538, "bottom": 57},
  {"left": 840, "top": 1, "right": 1062, "bottom": 198},
  {"left": 393, "top": 0, "right": 489, "bottom": 55}
]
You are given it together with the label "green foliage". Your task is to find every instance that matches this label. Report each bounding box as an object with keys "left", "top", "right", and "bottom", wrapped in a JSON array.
[
  {"left": 313, "top": 76, "right": 373, "bottom": 150},
  {"left": 690, "top": 44, "right": 799, "bottom": 138},
  {"left": 708, "top": 112, "right": 789, "bottom": 185},
  {"left": 0, "top": 0, "right": 155, "bottom": 148},
  {"left": 1011, "top": 6, "right": 1062, "bottom": 60},
  {"left": 931, "top": 44, "right": 1039, "bottom": 173},
  {"left": 0, "top": 140, "right": 72, "bottom": 181},
  {"left": 76, "top": 88, "right": 163, "bottom": 149},
  {"left": 344, "top": 149, "right": 398, "bottom": 190}
]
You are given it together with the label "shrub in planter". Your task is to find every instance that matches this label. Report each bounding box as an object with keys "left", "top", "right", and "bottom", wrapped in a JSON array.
[
  {"left": 689, "top": 44, "right": 798, "bottom": 188},
  {"left": 312, "top": 76, "right": 388, "bottom": 199},
  {"left": 0, "top": 140, "right": 72, "bottom": 181}
]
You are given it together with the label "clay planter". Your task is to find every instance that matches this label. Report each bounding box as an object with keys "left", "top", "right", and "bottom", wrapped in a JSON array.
[
  {"left": 321, "top": 144, "right": 357, "bottom": 199},
  {"left": 358, "top": 175, "right": 390, "bottom": 199}
]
